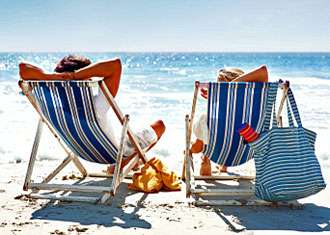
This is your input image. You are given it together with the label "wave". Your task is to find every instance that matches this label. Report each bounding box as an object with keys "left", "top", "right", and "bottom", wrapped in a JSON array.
[
  {"left": 1, "top": 52, "right": 330, "bottom": 166},
  {"left": 277, "top": 76, "right": 330, "bottom": 86}
]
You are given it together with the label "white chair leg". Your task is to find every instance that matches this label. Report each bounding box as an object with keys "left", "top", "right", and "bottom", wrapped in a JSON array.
[
  {"left": 23, "top": 118, "right": 43, "bottom": 191},
  {"left": 185, "top": 115, "right": 191, "bottom": 198}
]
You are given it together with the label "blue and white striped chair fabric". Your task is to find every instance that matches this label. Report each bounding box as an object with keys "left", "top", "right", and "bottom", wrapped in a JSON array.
[
  {"left": 29, "top": 81, "right": 127, "bottom": 164},
  {"left": 202, "top": 82, "right": 278, "bottom": 166}
]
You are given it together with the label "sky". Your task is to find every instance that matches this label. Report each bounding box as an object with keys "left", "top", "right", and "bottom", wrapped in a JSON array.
[{"left": 0, "top": 0, "right": 329, "bottom": 52}]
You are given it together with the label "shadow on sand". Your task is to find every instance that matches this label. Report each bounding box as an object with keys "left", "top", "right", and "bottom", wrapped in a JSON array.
[
  {"left": 195, "top": 178, "right": 330, "bottom": 233},
  {"left": 28, "top": 173, "right": 330, "bottom": 232},
  {"left": 216, "top": 203, "right": 330, "bottom": 232},
  {"left": 29, "top": 178, "right": 152, "bottom": 229}
]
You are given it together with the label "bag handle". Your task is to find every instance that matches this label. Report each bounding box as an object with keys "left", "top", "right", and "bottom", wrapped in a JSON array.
[
  {"left": 272, "top": 99, "right": 278, "bottom": 127},
  {"left": 286, "top": 98, "right": 294, "bottom": 127},
  {"left": 272, "top": 87, "right": 303, "bottom": 128},
  {"left": 286, "top": 88, "right": 302, "bottom": 127}
]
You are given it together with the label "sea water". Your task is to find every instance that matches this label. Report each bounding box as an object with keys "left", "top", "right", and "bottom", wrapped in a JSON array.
[{"left": 0, "top": 52, "right": 329, "bottom": 169}]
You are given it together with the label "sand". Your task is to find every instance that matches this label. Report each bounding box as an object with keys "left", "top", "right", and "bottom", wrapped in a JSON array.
[{"left": 0, "top": 158, "right": 329, "bottom": 235}]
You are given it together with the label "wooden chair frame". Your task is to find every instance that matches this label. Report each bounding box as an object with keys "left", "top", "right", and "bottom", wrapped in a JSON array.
[
  {"left": 184, "top": 81, "right": 292, "bottom": 206},
  {"left": 19, "top": 80, "right": 148, "bottom": 204}
]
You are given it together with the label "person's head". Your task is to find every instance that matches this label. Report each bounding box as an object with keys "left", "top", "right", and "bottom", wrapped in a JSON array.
[
  {"left": 54, "top": 55, "right": 91, "bottom": 73},
  {"left": 217, "top": 67, "right": 244, "bottom": 82}
]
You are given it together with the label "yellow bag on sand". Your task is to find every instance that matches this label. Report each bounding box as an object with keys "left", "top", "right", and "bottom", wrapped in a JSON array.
[{"left": 127, "top": 157, "right": 181, "bottom": 193}]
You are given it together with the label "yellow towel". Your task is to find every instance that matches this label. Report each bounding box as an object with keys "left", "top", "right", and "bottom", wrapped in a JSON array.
[{"left": 127, "top": 157, "right": 181, "bottom": 193}]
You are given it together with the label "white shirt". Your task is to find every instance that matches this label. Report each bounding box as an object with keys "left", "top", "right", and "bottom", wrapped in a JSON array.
[
  {"left": 193, "top": 114, "right": 209, "bottom": 145},
  {"left": 93, "top": 88, "right": 118, "bottom": 147}
]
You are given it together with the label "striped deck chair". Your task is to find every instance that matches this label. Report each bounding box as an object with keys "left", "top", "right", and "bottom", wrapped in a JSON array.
[
  {"left": 184, "top": 81, "right": 288, "bottom": 206},
  {"left": 19, "top": 80, "right": 148, "bottom": 203}
]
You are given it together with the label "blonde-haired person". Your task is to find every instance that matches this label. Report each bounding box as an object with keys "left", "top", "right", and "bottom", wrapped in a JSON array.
[{"left": 191, "top": 66, "right": 269, "bottom": 175}]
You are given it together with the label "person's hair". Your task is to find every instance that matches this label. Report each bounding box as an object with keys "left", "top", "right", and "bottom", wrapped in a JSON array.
[
  {"left": 54, "top": 55, "right": 91, "bottom": 73},
  {"left": 218, "top": 67, "right": 244, "bottom": 82}
]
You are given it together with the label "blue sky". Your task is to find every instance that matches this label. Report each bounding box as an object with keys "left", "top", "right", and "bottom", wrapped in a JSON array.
[{"left": 1, "top": 0, "right": 329, "bottom": 52}]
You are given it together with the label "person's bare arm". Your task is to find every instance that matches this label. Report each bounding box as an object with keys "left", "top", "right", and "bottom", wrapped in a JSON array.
[
  {"left": 232, "top": 65, "right": 268, "bottom": 82},
  {"left": 200, "top": 66, "right": 269, "bottom": 99},
  {"left": 19, "top": 59, "right": 122, "bottom": 98},
  {"left": 74, "top": 59, "right": 122, "bottom": 97},
  {"left": 19, "top": 62, "right": 70, "bottom": 81}
]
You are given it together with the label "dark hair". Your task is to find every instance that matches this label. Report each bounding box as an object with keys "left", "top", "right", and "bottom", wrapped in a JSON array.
[{"left": 54, "top": 55, "right": 91, "bottom": 73}]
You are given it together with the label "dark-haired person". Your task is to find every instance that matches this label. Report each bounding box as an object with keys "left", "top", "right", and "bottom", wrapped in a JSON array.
[{"left": 19, "top": 55, "right": 165, "bottom": 173}]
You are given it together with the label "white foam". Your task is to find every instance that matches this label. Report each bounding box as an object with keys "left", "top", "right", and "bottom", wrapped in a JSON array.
[
  {"left": 159, "top": 67, "right": 179, "bottom": 71},
  {"left": 0, "top": 75, "right": 329, "bottom": 170},
  {"left": 282, "top": 76, "right": 330, "bottom": 86}
]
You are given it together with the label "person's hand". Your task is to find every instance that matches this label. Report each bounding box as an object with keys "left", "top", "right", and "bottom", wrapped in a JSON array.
[
  {"left": 47, "top": 72, "right": 92, "bottom": 81},
  {"left": 61, "top": 72, "right": 92, "bottom": 81},
  {"left": 201, "top": 88, "right": 208, "bottom": 99}
]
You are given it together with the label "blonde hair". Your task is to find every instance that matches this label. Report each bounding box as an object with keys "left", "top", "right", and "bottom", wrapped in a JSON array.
[{"left": 218, "top": 67, "right": 244, "bottom": 82}]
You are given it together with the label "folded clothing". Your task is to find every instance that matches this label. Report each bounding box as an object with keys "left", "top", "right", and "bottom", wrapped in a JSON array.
[{"left": 127, "top": 157, "right": 181, "bottom": 193}]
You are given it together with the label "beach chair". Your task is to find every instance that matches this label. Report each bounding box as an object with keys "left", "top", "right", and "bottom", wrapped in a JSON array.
[
  {"left": 19, "top": 80, "right": 148, "bottom": 203},
  {"left": 184, "top": 81, "right": 290, "bottom": 206}
]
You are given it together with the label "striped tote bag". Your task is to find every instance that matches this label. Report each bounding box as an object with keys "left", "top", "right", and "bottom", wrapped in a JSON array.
[{"left": 249, "top": 88, "right": 326, "bottom": 202}]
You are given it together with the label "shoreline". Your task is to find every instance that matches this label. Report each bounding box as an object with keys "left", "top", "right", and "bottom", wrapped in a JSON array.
[{"left": 0, "top": 158, "right": 329, "bottom": 234}]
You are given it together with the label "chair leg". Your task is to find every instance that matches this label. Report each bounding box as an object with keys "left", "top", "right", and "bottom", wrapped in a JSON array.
[
  {"left": 111, "top": 115, "right": 129, "bottom": 195},
  {"left": 100, "top": 115, "right": 130, "bottom": 203},
  {"left": 31, "top": 154, "right": 75, "bottom": 193},
  {"left": 185, "top": 115, "right": 191, "bottom": 198},
  {"left": 24, "top": 118, "right": 44, "bottom": 191},
  {"left": 183, "top": 83, "right": 199, "bottom": 187},
  {"left": 41, "top": 154, "right": 75, "bottom": 184},
  {"left": 23, "top": 118, "right": 78, "bottom": 193},
  {"left": 72, "top": 156, "right": 87, "bottom": 177}
]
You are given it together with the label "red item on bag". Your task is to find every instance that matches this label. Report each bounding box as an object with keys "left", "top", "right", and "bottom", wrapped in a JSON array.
[{"left": 237, "top": 123, "right": 259, "bottom": 143}]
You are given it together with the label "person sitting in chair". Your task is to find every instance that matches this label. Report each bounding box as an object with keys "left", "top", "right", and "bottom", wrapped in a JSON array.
[
  {"left": 190, "top": 66, "right": 269, "bottom": 175},
  {"left": 19, "top": 55, "right": 166, "bottom": 173}
]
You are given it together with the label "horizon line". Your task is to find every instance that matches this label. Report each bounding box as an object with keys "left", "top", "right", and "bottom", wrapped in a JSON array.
[{"left": 1, "top": 51, "right": 330, "bottom": 53}]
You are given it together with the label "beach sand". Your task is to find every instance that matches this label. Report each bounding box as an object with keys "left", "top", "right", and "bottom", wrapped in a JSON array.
[{"left": 0, "top": 157, "right": 329, "bottom": 235}]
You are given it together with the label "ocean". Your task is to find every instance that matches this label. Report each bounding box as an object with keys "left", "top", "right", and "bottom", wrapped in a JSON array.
[{"left": 0, "top": 52, "right": 329, "bottom": 169}]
